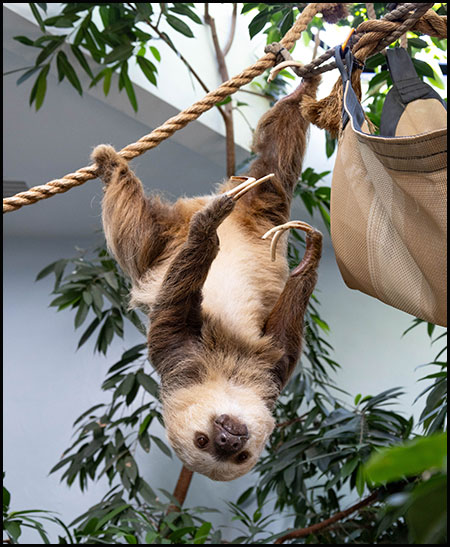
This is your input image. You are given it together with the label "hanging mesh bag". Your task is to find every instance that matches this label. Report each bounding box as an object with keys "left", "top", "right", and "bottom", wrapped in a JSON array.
[{"left": 330, "top": 46, "right": 447, "bottom": 327}]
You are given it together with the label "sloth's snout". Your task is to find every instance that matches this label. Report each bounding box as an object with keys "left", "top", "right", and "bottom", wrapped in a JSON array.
[{"left": 213, "top": 414, "right": 248, "bottom": 455}]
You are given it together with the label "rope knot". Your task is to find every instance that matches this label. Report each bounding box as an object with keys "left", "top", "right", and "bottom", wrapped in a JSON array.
[{"left": 264, "top": 42, "right": 292, "bottom": 67}]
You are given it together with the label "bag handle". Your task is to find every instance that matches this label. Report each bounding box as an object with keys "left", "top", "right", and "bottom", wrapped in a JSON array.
[
  {"left": 380, "top": 48, "right": 447, "bottom": 136},
  {"left": 334, "top": 46, "right": 366, "bottom": 133}
]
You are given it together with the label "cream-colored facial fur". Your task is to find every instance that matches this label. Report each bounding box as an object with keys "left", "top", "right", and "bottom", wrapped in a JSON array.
[{"left": 162, "top": 378, "right": 275, "bottom": 481}]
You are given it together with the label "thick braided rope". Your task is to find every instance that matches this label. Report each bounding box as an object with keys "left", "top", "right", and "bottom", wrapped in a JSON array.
[
  {"left": 279, "top": 3, "right": 441, "bottom": 79},
  {"left": 353, "top": 3, "right": 435, "bottom": 60},
  {"left": 3, "top": 2, "right": 323, "bottom": 214}
]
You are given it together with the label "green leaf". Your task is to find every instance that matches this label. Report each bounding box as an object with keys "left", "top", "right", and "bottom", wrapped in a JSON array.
[
  {"left": 311, "top": 314, "right": 329, "bottom": 333},
  {"left": 31, "top": 64, "right": 50, "bottom": 111},
  {"left": 136, "top": 371, "right": 159, "bottom": 397},
  {"left": 74, "top": 300, "right": 89, "bottom": 328},
  {"left": 193, "top": 521, "right": 212, "bottom": 544},
  {"left": 215, "top": 96, "right": 232, "bottom": 106},
  {"left": 365, "top": 52, "right": 386, "bottom": 70},
  {"left": 56, "top": 51, "right": 83, "bottom": 95},
  {"left": 139, "top": 431, "right": 150, "bottom": 452},
  {"left": 248, "top": 10, "right": 269, "bottom": 39},
  {"left": 325, "top": 130, "right": 336, "bottom": 158},
  {"left": 236, "top": 486, "right": 254, "bottom": 505},
  {"left": 136, "top": 55, "right": 157, "bottom": 86},
  {"left": 138, "top": 414, "right": 153, "bottom": 437},
  {"left": 104, "top": 43, "right": 134, "bottom": 64},
  {"left": 94, "top": 503, "right": 130, "bottom": 531},
  {"left": 70, "top": 44, "right": 94, "bottom": 79},
  {"left": 412, "top": 58, "right": 435, "bottom": 79},
  {"left": 30, "top": 3, "right": 46, "bottom": 32},
  {"left": 364, "top": 432, "right": 447, "bottom": 484},
  {"left": 150, "top": 435, "right": 172, "bottom": 458},
  {"left": 150, "top": 46, "right": 161, "bottom": 62},
  {"left": 16, "top": 66, "right": 42, "bottom": 86},
  {"left": 3, "top": 484, "right": 11, "bottom": 511},
  {"left": 408, "top": 37, "right": 428, "bottom": 49},
  {"left": 340, "top": 457, "right": 359, "bottom": 480},
  {"left": 35, "top": 35, "right": 65, "bottom": 65},
  {"left": 165, "top": 14, "right": 194, "bottom": 37},
  {"left": 35, "top": 260, "right": 60, "bottom": 281},
  {"left": 135, "top": 3, "right": 153, "bottom": 20},
  {"left": 14, "top": 35, "right": 35, "bottom": 46},
  {"left": 355, "top": 464, "right": 365, "bottom": 497},
  {"left": 169, "top": 4, "right": 202, "bottom": 25},
  {"left": 407, "top": 473, "right": 447, "bottom": 544},
  {"left": 118, "top": 373, "right": 135, "bottom": 396},
  {"left": 139, "top": 479, "right": 157, "bottom": 504},
  {"left": 123, "top": 455, "right": 138, "bottom": 482},
  {"left": 4, "top": 520, "right": 22, "bottom": 541},
  {"left": 120, "top": 63, "right": 138, "bottom": 112},
  {"left": 77, "top": 316, "right": 100, "bottom": 349}
]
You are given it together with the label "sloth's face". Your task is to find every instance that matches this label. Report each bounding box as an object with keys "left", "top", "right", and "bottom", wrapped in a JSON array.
[{"left": 162, "top": 379, "right": 275, "bottom": 481}]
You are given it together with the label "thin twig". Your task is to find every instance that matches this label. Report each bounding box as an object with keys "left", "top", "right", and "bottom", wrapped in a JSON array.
[
  {"left": 277, "top": 411, "right": 310, "bottom": 429},
  {"left": 222, "top": 3, "right": 238, "bottom": 57},
  {"left": 204, "top": 3, "right": 236, "bottom": 176}
]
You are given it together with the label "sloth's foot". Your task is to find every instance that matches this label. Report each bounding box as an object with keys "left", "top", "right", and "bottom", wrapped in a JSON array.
[
  {"left": 262, "top": 220, "right": 322, "bottom": 262},
  {"left": 225, "top": 173, "right": 275, "bottom": 201}
]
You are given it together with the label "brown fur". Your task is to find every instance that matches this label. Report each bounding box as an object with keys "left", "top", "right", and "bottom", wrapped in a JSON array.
[
  {"left": 301, "top": 70, "right": 362, "bottom": 139},
  {"left": 94, "top": 77, "right": 323, "bottom": 480}
]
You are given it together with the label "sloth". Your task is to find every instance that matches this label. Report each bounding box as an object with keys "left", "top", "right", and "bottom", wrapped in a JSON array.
[{"left": 93, "top": 76, "right": 323, "bottom": 481}]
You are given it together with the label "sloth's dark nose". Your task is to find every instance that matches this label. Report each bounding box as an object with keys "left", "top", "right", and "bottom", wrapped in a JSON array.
[
  {"left": 213, "top": 414, "right": 248, "bottom": 455},
  {"left": 214, "top": 429, "right": 247, "bottom": 454},
  {"left": 215, "top": 414, "right": 248, "bottom": 437}
]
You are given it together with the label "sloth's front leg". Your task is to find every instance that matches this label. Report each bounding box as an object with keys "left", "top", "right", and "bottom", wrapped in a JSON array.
[
  {"left": 149, "top": 176, "right": 270, "bottom": 367},
  {"left": 262, "top": 222, "right": 323, "bottom": 394}
]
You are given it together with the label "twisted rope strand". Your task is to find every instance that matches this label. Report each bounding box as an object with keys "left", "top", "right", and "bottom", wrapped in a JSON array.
[{"left": 272, "top": 3, "right": 441, "bottom": 80}]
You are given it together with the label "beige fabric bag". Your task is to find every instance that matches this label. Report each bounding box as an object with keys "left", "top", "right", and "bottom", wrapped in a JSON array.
[{"left": 331, "top": 47, "right": 447, "bottom": 327}]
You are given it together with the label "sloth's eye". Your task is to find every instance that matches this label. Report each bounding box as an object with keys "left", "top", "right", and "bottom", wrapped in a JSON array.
[
  {"left": 195, "top": 434, "right": 209, "bottom": 449},
  {"left": 236, "top": 451, "right": 249, "bottom": 463}
]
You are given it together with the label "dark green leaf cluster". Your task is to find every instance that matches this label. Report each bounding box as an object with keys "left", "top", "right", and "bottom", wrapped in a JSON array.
[
  {"left": 65, "top": 486, "right": 222, "bottom": 544},
  {"left": 48, "top": 342, "right": 165, "bottom": 499},
  {"left": 3, "top": 474, "right": 73, "bottom": 544},
  {"left": 12, "top": 3, "right": 202, "bottom": 111},
  {"left": 365, "top": 432, "right": 447, "bottom": 544},
  {"left": 36, "top": 246, "right": 145, "bottom": 354},
  {"left": 403, "top": 320, "right": 447, "bottom": 434},
  {"left": 294, "top": 167, "right": 331, "bottom": 232}
]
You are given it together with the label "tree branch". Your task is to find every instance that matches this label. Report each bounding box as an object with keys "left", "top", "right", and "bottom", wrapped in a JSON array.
[
  {"left": 167, "top": 465, "right": 194, "bottom": 513},
  {"left": 204, "top": 4, "right": 236, "bottom": 177},
  {"left": 274, "top": 491, "right": 379, "bottom": 543}
]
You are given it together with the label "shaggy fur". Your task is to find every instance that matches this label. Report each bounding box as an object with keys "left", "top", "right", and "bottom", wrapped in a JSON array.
[{"left": 94, "top": 77, "right": 323, "bottom": 481}]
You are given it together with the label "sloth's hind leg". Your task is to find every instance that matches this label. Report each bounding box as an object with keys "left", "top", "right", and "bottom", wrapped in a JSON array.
[{"left": 262, "top": 222, "right": 322, "bottom": 392}]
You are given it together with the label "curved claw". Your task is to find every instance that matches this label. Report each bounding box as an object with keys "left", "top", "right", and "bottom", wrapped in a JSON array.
[
  {"left": 225, "top": 173, "right": 274, "bottom": 201},
  {"left": 262, "top": 220, "right": 316, "bottom": 262},
  {"left": 268, "top": 60, "right": 305, "bottom": 83}
]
